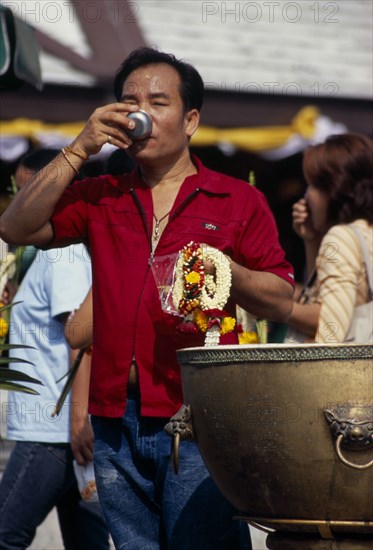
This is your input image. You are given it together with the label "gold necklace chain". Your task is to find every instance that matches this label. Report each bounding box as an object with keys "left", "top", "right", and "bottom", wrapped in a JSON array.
[
  {"left": 153, "top": 210, "right": 172, "bottom": 241},
  {"left": 141, "top": 173, "right": 174, "bottom": 243}
]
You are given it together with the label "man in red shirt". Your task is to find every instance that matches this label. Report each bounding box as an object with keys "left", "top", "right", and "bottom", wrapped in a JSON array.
[{"left": 1, "top": 47, "right": 294, "bottom": 549}]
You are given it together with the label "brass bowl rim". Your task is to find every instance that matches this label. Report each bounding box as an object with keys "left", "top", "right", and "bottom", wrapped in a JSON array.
[{"left": 177, "top": 343, "right": 373, "bottom": 364}]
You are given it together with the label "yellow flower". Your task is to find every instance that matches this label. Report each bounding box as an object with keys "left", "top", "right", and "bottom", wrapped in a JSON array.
[
  {"left": 185, "top": 271, "right": 201, "bottom": 284},
  {"left": 193, "top": 309, "right": 209, "bottom": 332},
  {"left": 220, "top": 316, "right": 236, "bottom": 335},
  {"left": 238, "top": 331, "right": 260, "bottom": 344},
  {"left": 0, "top": 317, "right": 9, "bottom": 338}
]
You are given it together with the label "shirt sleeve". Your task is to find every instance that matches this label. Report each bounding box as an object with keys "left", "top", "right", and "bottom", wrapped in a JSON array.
[
  {"left": 50, "top": 181, "right": 90, "bottom": 247},
  {"left": 237, "top": 190, "right": 294, "bottom": 286},
  {"left": 315, "top": 225, "right": 360, "bottom": 343}
]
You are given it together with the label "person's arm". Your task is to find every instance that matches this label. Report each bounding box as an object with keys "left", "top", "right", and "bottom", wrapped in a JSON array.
[
  {"left": 229, "top": 263, "right": 294, "bottom": 322},
  {"left": 70, "top": 348, "right": 94, "bottom": 466},
  {"left": 219, "top": 193, "right": 294, "bottom": 322},
  {"left": 286, "top": 301, "right": 321, "bottom": 338},
  {"left": 57, "top": 306, "right": 93, "bottom": 465},
  {"left": 0, "top": 103, "right": 138, "bottom": 246},
  {"left": 65, "top": 288, "right": 93, "bottom": 349},
  {"left": 65, "top": 290, "right": 94, "bottom": 465}
]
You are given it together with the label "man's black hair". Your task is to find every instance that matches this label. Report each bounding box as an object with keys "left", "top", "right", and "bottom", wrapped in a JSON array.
[{"left": 113, "top": 47, "right": 204, "bottom": 112}]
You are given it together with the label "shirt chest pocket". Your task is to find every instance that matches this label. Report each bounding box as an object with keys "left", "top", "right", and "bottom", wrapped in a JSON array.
[
  {"left": 88, "top": 200, "right": 149, "bottom": 235},
  {"left": 163, "top": 213, "right": 240, "bottom": 253}
]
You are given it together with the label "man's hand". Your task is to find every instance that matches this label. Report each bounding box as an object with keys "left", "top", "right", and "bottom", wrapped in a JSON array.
[
  {"left": 71, "top": 416, "right": 94, "bottom": 466},
  {"left": 70, "top": 102, "right": 140, "bottom": 158},
  {"left": 69, "top": 348, "right": 93, "bottom": 466}
]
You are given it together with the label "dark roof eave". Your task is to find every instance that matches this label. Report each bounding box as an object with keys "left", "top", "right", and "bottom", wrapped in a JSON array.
[{"left": 35, "top": 0, "right": 147, "bottom": 80}]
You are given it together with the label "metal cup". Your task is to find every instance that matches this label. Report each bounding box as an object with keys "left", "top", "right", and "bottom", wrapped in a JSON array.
[{"left": 126, "top": 110, "right": 152, "bottom": 140}]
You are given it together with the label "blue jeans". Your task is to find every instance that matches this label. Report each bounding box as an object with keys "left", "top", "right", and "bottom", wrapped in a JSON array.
[
  {"left": 0, "top": 441, "right": 110, "bottom": 550},
  {"left": 92, "top": 396, "right": 251, "bottom": 550}
]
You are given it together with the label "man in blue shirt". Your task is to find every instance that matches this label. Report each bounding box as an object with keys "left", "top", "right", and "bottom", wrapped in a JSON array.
[{"left": 0, "top": 243, "right": 110, "bottom": 549}]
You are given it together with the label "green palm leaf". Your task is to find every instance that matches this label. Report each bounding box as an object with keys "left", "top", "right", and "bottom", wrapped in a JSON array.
[
  {"left": 0, "top": 303, "right": 42, "bottom": 394},
  {"left": 0, "top": 357, "right": 34, "bottom": 365},
  {"left": 0, "top": 343, "right": 34, "bottom": 351},
  {"left": 0, "top": 301, "right": 22, "bottom": 313},
  {"left": 0, "top": 368, "right": 42, "bottom": 385},
  {"left": 0, "top": 382, "right": 40, "bottom": 394},
  {"left": 52, "top": 348, "right": 85, "bottom": 416}
]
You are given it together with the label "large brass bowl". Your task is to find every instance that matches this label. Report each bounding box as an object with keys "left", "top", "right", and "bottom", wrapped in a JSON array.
[{"left": 176, "top": 344, "right": 373, "bottom": 536}]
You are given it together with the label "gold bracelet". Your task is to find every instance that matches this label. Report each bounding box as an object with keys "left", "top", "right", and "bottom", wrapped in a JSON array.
[
  {"left": 64, "top": 145, "right": 89, "bottom": 161},
  {"left": 61, "top": 148, "right": 79, "bottom": 175}
]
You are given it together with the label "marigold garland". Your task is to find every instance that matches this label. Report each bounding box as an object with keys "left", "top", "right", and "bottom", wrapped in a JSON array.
[
  {"left": 194, "top": 309, "right": 237, "bottom": 336},
  {"left": 172, "top": 241, "right": 205, "bottom": 316},
  {"left": 199, "top": 245, "right": 231, "bottom": 311},
  {"left": 172, "top": 242, "right": 234, "bottom": 346}
]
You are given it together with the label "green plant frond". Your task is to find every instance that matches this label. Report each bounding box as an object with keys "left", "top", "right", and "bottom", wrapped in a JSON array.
[
  {"left": 53, "top": 348, "right": 86, "bottom": 416},
  {"left": 0, "top": 301, "right": 23, "bottom": 313},
  {"left": 55, "top": 370, "right": 70, "bottom": 384},
  {"left": 249, "top": 171, "right": 256, "bottom": 186},
  {"left": 9, "top": 175, "right": 18, "bottom": 197},
  {"left": 0, "top": 357, "right": 34, "bottom": 365},
  {"left": 0, "top": 301, "right": 42, "bottom": 393},
  {"left": 0, "top": 343, "right": 35, "bottom": 351},
  {"left": 0, "top": 369, "right": 43, "bottom": 385},
  {"left": 0, "top": 381, "right": 40, "bottom": 395}
]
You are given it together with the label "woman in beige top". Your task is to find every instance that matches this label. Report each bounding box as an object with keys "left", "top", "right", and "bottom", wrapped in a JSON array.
[{"left": 287, "top": 132, "right": 373, "bottom": 343}]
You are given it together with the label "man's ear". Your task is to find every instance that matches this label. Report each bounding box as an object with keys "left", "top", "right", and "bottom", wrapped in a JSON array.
[{"left": 184, "top": 109, "right": 200, "bottom": 138}]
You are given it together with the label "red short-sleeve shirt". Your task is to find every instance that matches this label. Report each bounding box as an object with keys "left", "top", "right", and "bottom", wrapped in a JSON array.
[{"left": 51, "top": 156, "right": 294, "bottom": 417}]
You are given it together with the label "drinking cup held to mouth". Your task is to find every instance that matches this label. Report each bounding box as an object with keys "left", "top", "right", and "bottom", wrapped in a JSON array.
[{"left": 127, "top": 110, "right": 153, "bottom": 140}]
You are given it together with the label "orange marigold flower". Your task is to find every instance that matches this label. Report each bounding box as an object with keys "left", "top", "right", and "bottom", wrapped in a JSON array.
[
  {"left": 193, "top": 309, "right": 209, "bottom": 332},
  {"left": 220, "top": 316, "right": 236, "bottom": 335},
  {"left": 0, "top": 317, "right": 9, "bottom": 338},
  {"left": 238, "top": 331, "right": 260, "bottom": 344},
  {"left": 185, "top": 271, "right": 201, "bottom": 284}
]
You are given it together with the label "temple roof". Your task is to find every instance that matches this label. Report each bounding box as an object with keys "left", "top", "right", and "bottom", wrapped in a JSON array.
[
  {"left": 0, "top": 0, "right": 371, "bottom": 136},
  {"left": 3, "top": 0, "right": 372, "bottom": 100}
]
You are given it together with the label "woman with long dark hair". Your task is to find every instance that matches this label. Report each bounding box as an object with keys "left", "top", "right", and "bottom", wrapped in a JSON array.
[{"left": 287, "top": 132, "right": 373, "bottom": 343}]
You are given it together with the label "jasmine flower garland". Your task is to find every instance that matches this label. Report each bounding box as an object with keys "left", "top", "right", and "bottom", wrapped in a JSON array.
[
  {"left": 172, "top": 242, "right": 235, "bottom": 346},
  {"left": 200, "top": 245, "right": 231, "bottom": 310}
]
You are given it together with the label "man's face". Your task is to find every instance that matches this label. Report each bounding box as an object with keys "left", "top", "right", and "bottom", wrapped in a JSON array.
[{"left": 121, "top": 63, "right": 199, "bottom": 165}]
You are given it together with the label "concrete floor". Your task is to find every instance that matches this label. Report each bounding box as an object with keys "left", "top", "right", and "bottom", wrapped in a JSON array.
[
  {"left": 27, "top": 512, "right": 268, "bottom": 550},
  {"left": 26, "top": 514, "right": 268, "bottom": 549},
  {"left": 29, "top": 511, "right": 64, "bottom": 550}
]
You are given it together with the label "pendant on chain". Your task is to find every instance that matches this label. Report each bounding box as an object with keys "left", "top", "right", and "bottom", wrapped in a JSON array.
[{"left": 153, "top": 221, "right": 160, "bottom": 241}]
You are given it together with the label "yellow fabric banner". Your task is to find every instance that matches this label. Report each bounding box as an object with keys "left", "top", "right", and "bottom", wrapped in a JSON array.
[
  {"left": 192, "top": 106, "right": 318, "bottom": 151},
  {"left": 0, "top": 106, "right": 319, "bottom": 153}
]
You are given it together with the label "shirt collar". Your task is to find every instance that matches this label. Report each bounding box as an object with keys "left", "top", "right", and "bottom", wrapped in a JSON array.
[{"left": 111, "top": 154, "right": 231, "bottom": 196}]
